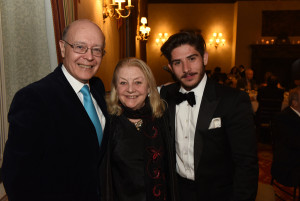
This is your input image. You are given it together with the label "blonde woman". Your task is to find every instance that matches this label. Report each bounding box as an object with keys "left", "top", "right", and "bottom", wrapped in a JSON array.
[{"left": 103, "top": 58, "right": 178, "bottom": 201}]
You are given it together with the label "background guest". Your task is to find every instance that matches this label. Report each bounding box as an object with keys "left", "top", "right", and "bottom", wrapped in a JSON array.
[
  {"left": 211, "top": 66, "right": 227, "bottom": 84},
  {"left": 255, "top": 75, "right": 284, "bottom": 142},
  {"left": 256, "top": 75, "right": 284, "bottom": 107},
  {"left": 259, "top": 71, "right": 273, "bottom": 88},
  {"left": 227, "top": 66, "right": 241, "bottom": 81},
  {"left": 291, "top": 58, "right": 300, "bottom": 87},
  {"left": 104, "top": 58, "right": 177, "bottom": 201},
  {"left": 271, "top": 86, "right": 300, "bottom": 188},
  {"left": 238, "top": 64, "right": 246, "bottom": 78},
  {"left": 236, "top": 68, "right": 257, "bottom": 91}
]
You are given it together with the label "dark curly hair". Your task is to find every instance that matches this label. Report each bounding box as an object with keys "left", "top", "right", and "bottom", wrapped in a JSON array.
[{"left": 160, "top": 31, "right": 206, "bottom": 64}]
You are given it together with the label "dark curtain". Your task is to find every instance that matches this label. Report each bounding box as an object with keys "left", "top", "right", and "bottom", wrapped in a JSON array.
[{"left": 50, "top": 0, "right": 78, "bottom": 64}]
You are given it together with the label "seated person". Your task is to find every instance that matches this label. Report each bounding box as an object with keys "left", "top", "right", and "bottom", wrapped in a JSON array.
[
  {"left": 255, "top": 75, "right": 285, "bottom": 137},
  {"left": 256, "top": 75, "right": 284, "bottom": 104},
  {"left": 271, "top": 87, "right": 300, "bottom": 187},
  {"left": 224, "top": 76, "right": 238, "bottom": 88},
  {"left": 236, "top": 68, "right": 257, "bottom": 91},
  {"left": 256, "top": 75, "right": 284, "bottom": 115},
  {"left": 211, "top": 66, "right": 227, "bottom": 84},
  {"left": 227, "top": 66, "right": 241, "bottom": 81},
  {"left": 238, "top": 64, "right": 246, "bottom": 78},
  {"left": 259, "top": 71, "right": 273, "bottom": 88}
]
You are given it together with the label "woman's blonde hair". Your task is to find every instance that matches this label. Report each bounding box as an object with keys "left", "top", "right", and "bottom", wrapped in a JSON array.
[{"left": 107, "top": 58, "right": 165, "bottom": 118}]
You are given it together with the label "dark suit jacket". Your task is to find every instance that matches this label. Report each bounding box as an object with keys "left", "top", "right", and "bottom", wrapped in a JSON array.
[
  {"left": 271, "top": 107, "right": 300, "bottom": 186},
  {"left": 160, "top": 78, "right": 258, "bottom": 201},
  {"left": 256, "top": 86, "right": 284, "bottom": 121},
  {"left": 257, "top": 85, "right": 284, "bottom": 102},
  {"left": 2, "top": 65, "right": 109, "bottom": 201}
]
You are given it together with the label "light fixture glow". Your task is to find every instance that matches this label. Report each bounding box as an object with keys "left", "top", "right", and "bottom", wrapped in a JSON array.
[
  {"left": 103, "top": 0, "right": 134, "bottom": 21},
  {"left": 209, "top": 32, "right": 225, "bottom": 48},
  {"left": 137, "top": 17, "right": 151, "bottom": 41},
  {"left": 156, "top": 33, "right": 169, "bottom": 46}
]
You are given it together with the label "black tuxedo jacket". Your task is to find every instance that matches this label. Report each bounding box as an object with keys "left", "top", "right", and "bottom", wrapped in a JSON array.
[
  {"left": 271, "top": 107, "right": 300, "bottom": 185},
  {"left": 160, "top": 78, "right": 258, "bottom": 201},
  {"left": 2, "top": 65, "right": 109, "bottom": 201}
]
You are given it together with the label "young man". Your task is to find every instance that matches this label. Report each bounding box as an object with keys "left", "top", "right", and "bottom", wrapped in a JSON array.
[
  {"left": 2, "top": 19, "right": 108, "bottom": 201},
  {"left": 160, "top": 31, "right": 258, "bottom": 201}
]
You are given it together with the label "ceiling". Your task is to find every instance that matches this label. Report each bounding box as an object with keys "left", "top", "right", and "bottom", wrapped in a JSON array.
[{"left": 148, "top": 0, "right": 277, "bottom": 3}]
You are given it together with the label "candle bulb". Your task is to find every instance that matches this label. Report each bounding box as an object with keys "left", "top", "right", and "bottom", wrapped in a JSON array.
[
  {"left": 118, "top": 1, "right": 121, "bottom": 9},
  {"left": 128, "top": 0, "right": 131, "bottom": 6}
]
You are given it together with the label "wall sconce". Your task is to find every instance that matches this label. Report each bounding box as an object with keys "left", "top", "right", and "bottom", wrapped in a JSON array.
[
  {"left": 209, "top": 32, "right": 225, "bottom": 48},
  {"left": 155, "top": 33, "right": 168, "bottom": 46},
  {"left": 137, "top": 17, "right": 151, "bottom": 41},
  {"left": 103, "top": 0, "right": 134, "bottom": 20}
]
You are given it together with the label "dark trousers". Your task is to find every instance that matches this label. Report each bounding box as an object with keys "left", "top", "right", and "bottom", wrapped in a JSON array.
[{"left": 177, "top": 174, "right": 198, "bottom": 201}]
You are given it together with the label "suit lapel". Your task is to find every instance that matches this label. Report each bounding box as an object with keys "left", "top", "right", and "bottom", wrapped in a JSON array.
[
  {"left": 55, "top": 67, "right": 102, "bottom": 147},
  {"left": 194, "top": 79, "right": 220, "bottom": 173}
]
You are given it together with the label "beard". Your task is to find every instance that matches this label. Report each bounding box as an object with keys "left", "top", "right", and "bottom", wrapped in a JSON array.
[{"left": 176, "top": 64, "right": 205, "bottom": 91}]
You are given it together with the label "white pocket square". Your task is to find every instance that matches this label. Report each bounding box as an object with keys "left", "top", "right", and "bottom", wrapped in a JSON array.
[{"left": 208, "top": 117, "right": 222, "bottom": 129}]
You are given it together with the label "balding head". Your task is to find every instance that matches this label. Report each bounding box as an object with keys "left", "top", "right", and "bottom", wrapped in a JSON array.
[
  {"left": 289, "top": 87, "right": 300, "bottom": 113},
  {"left": 62, "top": 19, "right": 105, "bottom": 47},
  {"left": 59, "top": 19, "right": 106, "bottom": 83},
  {"left": 245, "top": 68, "right": 254, "bottom": 80}
]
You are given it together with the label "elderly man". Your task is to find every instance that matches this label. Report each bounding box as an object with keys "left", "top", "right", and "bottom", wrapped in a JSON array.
[
  {"left": 271, "top": 87, "right": 300, "bottom": 188},
  {"left": 2, "top": 19, "right": 108, "bottom": 201},
  {"left": 236, "top": 68, "right": 257, "bottom": 91}
]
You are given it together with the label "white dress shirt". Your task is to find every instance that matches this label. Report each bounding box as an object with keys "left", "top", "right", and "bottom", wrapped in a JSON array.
[
  {"left": 175, "top": 74, "right": 207, "bottom": 180},
  {"left": 62, "top": 65, "right": 106, "bottom": 130},
  {"left": 291, "top": 106, "right": 300, "bottom": 117}
]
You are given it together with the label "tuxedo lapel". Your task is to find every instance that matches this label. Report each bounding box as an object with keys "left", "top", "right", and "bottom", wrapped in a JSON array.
[{"left": 194, "top": 79, "right": 219, "bottom": 173}]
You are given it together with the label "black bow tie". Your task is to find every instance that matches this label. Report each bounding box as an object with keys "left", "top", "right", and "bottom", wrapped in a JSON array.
[{"left": 175, "top": 91, "right": 196, "bottom": 107}]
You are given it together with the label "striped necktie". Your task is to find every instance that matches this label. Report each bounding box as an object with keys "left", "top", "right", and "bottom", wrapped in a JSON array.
[{"left": 80, "top": 85, "right": 103, "bottom": 145}]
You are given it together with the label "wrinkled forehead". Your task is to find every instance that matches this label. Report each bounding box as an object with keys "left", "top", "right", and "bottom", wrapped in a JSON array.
[{"left": 67, "top": 21, "right": 104, "bottom": 46}]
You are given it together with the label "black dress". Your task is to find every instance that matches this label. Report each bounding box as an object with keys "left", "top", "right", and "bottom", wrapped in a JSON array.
[
  {"left": 111, "top": 114, "right": 147, "bottom": 201},
  {"left": 102, "top": 112, "right": 178, "bottom": 201}
]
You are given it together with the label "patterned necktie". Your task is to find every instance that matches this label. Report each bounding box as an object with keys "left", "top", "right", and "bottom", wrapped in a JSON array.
[
  {"left": 80, "top": 85, "right": 103, "bottom": 145},
  {"left": 175, "top": 91, "right": 196, "bottom": 107}
]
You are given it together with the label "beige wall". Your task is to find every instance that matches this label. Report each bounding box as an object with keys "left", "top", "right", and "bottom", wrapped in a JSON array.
[
  {"left": 147, "top": 3, "right": 235, "bottom": 86},
  {"left": 77, "top": 0, "right": 120, "bottom": 90},
  {"left": 147, "top": 1, "right": 300, "bottom": 86},
  {"left": 76, "top": 1, "right": 300, "bottom": 89},
  {"left": 235, "top": 1, "right": 300, "bottom": 69}
]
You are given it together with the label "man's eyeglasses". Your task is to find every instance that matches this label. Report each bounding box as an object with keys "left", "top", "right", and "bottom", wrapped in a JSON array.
[{"left": 62, "top": 40, "right": 105, "bottom": 57}]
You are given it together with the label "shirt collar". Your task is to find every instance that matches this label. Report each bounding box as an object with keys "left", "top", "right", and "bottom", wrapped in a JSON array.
[{"left": 61, "top": 65, "right": 87, "bottom": 94}]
